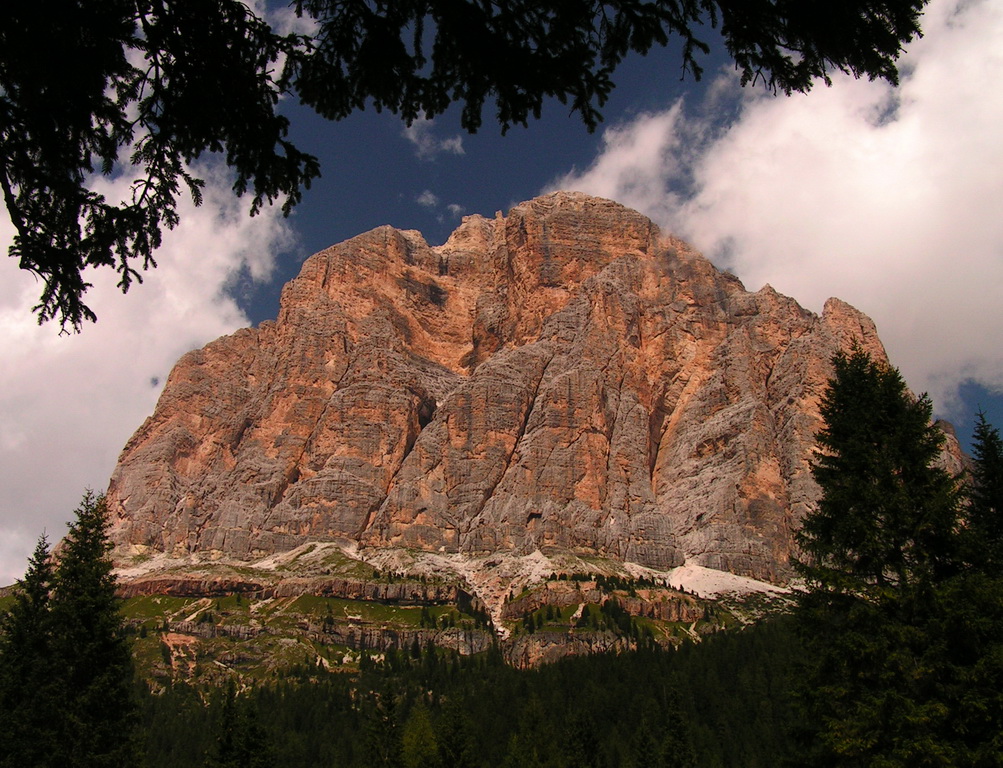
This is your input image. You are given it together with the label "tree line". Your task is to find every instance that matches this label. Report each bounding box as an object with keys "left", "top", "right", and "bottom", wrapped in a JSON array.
[{"left": 139, "top": 620, "right": 798, "bottom": 768}]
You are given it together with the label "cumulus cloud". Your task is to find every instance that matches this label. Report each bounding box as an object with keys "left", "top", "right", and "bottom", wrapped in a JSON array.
[
  {"left": 552, "top": 0, "right": 1003, "bottom": 416},
  {"left": 403, "top": 118, "right": 465, "bottom": 159},
  {"left": 416, "top": 190, "right": 440, "bottom": 208},
  {"left": 415, "top": 190, "right": 466, "bottom": 224},
  {"left": 0, "top": 166, "right": 292, "bottom": 584}
]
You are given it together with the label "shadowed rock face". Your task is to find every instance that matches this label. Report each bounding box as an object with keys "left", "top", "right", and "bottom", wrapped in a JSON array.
[{"left": 106, "top": 192, "right": 903, "bottom": 582}]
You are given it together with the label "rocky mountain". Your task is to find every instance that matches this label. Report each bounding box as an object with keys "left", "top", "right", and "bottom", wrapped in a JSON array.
[{"left": 106, "top": 191, "right": 943, "bottom": 612}]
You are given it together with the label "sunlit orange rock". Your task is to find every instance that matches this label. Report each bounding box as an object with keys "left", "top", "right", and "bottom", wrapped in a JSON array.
[{"left": 107, "top": 192, "right": 949, "bottom": 583}]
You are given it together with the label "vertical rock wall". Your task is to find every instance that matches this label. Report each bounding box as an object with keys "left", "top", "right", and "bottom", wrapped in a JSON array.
[{"left": 107, "top": 192, "right": 911, "bottom": 582}]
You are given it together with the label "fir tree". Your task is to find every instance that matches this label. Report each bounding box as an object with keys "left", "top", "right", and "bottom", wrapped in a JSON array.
[
  {"left": 0, "top": 492, "right": 140, "bottom": 768},
  {"left": 966, "top": 411, "right": 1003, "bottom": 568},
  {"left": 48, "top": 490, "right": 140, "bottom": 768},
  {"left": 626, "top": 715, "right": 695, "bottom": 768},
  {"left": 794, "top": 349, "right": 964, "bottom": 766},
  {"left": 562, "top": 710, "right": 603, "bottom": 768},
  {"left": 0, "top": 535, "right": 60, "bottom": 768},
  {"left": 204, "top": 683, "right": 275, "bottom": 768},
  {"left": 401, "top": 704, "right": 441, "bottom": 768},
  {"left": 922, "top": 412, "right": 1003, "bottom": 765},
  {"left": 436, "top": 699, "right": 479, "bottom": 768},
  {"left": 799, "top": 348, "right": 961, "bottom": 593},
  {"left": 361, "top": 692, "right": 403, "bottom": 767}
]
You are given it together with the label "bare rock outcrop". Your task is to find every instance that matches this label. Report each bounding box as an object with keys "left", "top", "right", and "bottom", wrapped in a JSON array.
[
  {"left": 500, "top": 582, "right": 703, "bottom": 624},
  {"left": 504, "top": 631, "right": 636, "bottom": 668},
  {"left": 117, "top": 574, "right": 483, "bottom": 609},
  {"left": 107, "top": 192, "right": 913, "bottom": 584},
  {"left": 312, "top": 624, "right": 495, "bottom": 657}
]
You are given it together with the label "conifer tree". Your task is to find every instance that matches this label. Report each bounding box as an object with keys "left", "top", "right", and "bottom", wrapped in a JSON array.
[
  {"left": 436, "top": 699, "right": 479, "bottom": 768},
  {"left": 799, "top": 348, "right": 961, "bottom": 593},
  {"left": 401, "top": 704, "right": 441, "bottom": 768},
  {"left": 965, "top": 411, "right": 1003, "bottom": 568},
  {"left": 0, "top": 535, "right": 61, "bottom": 768},
  {"left": 794, "top": 348, "right": 964, "bottom": 766},
  {"left": 49, "top": 490, "right": 140, "bottom": 768},
  {"left": 0, "top": 492, "right": 139, "bottom": 768},
  {"left": 204, "top": 683, "right": 275, "bottom": 768},
  {"left": 922, "top": 412, "right": 1003, "bottom": 765},
  {"left": 361, "top": 692, "right": 403, "bottom": 767}
]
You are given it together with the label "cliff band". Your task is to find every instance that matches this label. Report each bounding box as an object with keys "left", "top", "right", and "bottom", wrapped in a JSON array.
[{"left": 107, "top": 192, "right": 893, "bottom": 583}]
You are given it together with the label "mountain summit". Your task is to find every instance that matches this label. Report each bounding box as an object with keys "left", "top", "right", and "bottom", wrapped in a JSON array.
[{"left": 107, "top": 192, "right": 896, "bottom": 591}]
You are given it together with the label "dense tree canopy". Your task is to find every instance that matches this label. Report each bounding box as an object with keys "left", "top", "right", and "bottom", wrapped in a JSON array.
[
  {"left": 203, "top": 682, "right": 276, "bottom": 768},
  {"left": 1, "top": 0, "right": 929, "bottom": 330},
  {"left": 135, "top": 620, "right": 798, "bottom": 768}
]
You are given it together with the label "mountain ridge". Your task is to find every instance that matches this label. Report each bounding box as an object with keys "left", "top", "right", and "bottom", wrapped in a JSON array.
[{"left": 105, "top": 191, "right": 959, "bottom": 620}]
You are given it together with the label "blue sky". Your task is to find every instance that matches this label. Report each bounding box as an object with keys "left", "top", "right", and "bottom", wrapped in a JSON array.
[
  {"left": 245, "top": 36, "right": 718, "bottom": 304},
  {"left": 1, "top": 0, "right": 1002, "bottom": 583}
]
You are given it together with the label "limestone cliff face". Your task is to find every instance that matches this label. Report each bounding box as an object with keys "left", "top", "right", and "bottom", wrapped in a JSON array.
[{"left": 107, "top": 192, "right": 895, "bottom": 582}]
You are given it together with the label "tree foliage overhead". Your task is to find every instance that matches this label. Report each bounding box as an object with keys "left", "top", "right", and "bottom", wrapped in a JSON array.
[
  {"left": 1, "top": 1, "right": 319, "bottom": 331},
  {"left": 1, "top": 0, "right": 929, "bottom": 330}
]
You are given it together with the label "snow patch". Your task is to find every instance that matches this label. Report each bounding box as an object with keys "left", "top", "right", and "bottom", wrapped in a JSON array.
[
  {"left": 666, "top": 563, "right": 790, "bottom": 599},
  {"left": 114, "top": 551, "right": 198, "bottom": 579}
]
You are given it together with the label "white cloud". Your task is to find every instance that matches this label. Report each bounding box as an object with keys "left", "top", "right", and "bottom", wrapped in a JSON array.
[
  {"left": 416, "top": 190, "right": 440, "bottom": 208},
  {"left": 550, "top": 104, "right": 692, "bottom": 218},
  {"left": 415, "top": 190, "right": 466, "bottom": 223},
  {"left": 403, "top": 118, "right": 466, "bottom": 159},
  {"left": 266, "top": 2, "right": 319, "bottom": 37},
  {"left": 0, "top": 165, "right": 292, "bottom": 584},
  {"left": 552, "top": 0, "right": 1003, "bottom": 416}
]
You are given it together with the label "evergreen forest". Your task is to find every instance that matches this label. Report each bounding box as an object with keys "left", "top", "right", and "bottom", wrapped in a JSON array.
[{"left": 141, "top": 617, "right": 799, "bottom": 768}]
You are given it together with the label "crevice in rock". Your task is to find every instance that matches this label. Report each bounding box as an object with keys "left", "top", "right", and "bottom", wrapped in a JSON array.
[
  {"left": 270, "top": 465, "right": 300, "bottom": 506},
  {"left": 357, "top": 497, "right": 387, "bottom": 541},
  {"left": 396, "top": 391, "right": 437, "bottom": 468},
  {"left": 417, "top": 395, "right": 436, "bottom": 429},
  {"left": 358, "top": 387, "right": 440, "bottom": 541},
  {"left": 271, "top": 354, "right": 355, "bottom": 509},
  {"left": 600, "top": 362, "right": 628, "bottom": 511},
  {"left": 471, "top": 349, "right": 554, "bottom": 520},
  {"left": 231, "top": 417, "right": 252, "bottom": 451},
  {"left": 647, "top": 382, "right": 670, "bottom": 482}
]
